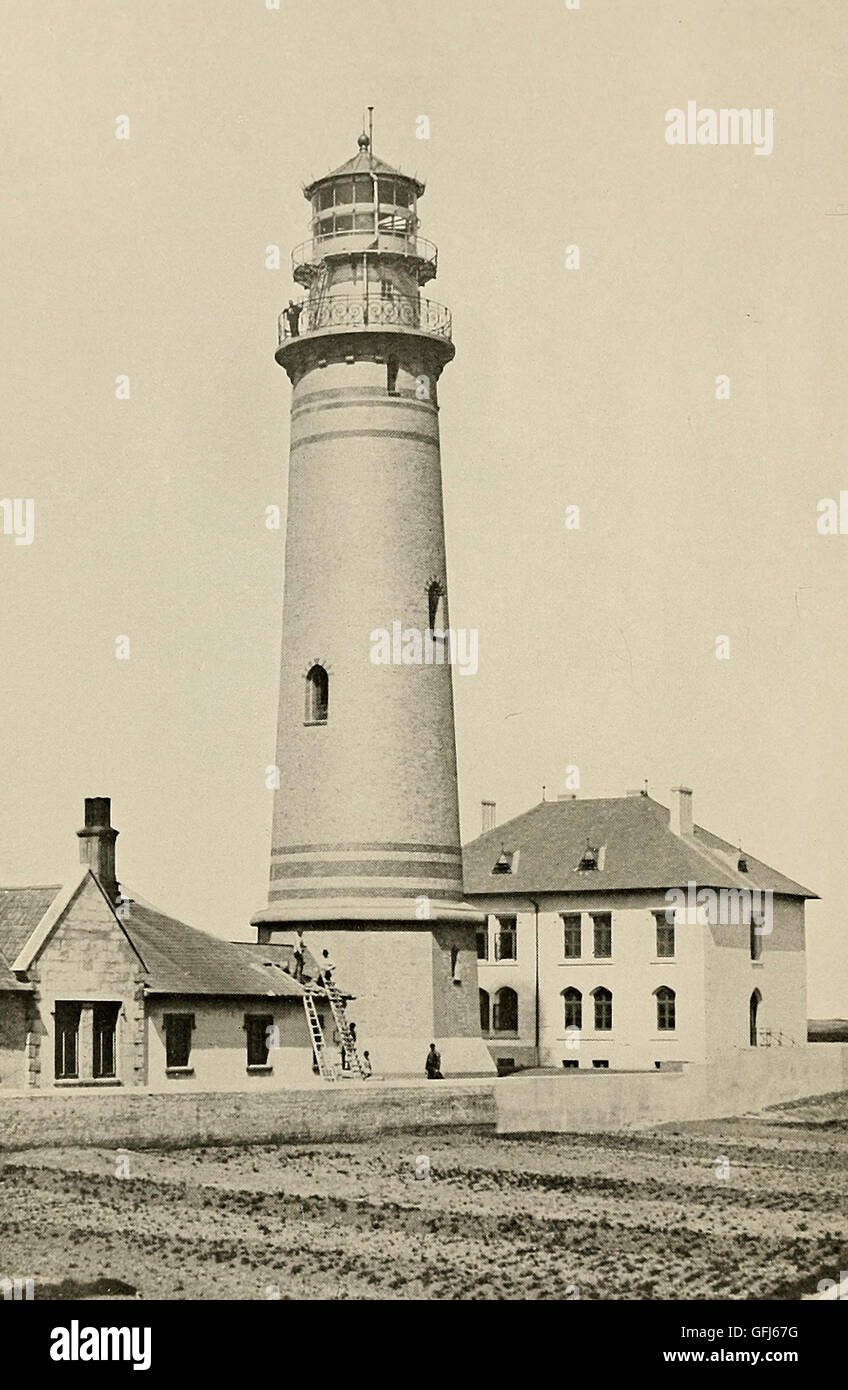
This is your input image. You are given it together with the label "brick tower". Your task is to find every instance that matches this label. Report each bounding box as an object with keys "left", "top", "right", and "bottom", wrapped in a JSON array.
[{"left": 251, "top": 130, "right": 494, "bottom": 1076}]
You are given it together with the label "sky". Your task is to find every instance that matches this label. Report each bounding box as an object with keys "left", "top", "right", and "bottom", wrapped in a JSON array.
[{"left": 1, "top": 0, "right": 847, "bottom": 1013}]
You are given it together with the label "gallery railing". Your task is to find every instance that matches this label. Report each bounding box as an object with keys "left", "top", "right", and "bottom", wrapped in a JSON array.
[
  {"left": 292, "top": 231, "right": 438, "bottom": 278},
  {"left": 278, "top": 294, "right": 452, "bottom": 344}
]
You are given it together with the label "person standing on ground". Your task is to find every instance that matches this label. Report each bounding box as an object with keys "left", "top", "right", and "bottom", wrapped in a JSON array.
[
  {"left": 425, "top": 1042, "right": 442, "bottom": 1080},
  {"left": 361, "top": 1050, "right": 373, "bottom": 1078}
]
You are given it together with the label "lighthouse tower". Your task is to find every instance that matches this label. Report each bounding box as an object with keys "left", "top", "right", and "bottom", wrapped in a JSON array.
[{"left": 251, "top": 131, "right": 494, "bottom": 1076}]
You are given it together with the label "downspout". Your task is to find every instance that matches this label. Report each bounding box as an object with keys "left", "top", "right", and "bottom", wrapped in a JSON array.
[{"left": 529, "top": 898, "right": 540, "bottom": 1068}]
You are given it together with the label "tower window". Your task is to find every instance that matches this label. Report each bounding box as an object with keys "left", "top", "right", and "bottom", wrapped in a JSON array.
[
  {"left": 305, "top": 665, "right": 329, "bottom": 725},
  {"left": 387, "top": 356, "right": 399, "bottom": 395},
  {"left": 427, "top": 581, "right": 445, "bottom": 633},
  {"left": 750, "top": 915, "right": 764, "bottom": 961}
]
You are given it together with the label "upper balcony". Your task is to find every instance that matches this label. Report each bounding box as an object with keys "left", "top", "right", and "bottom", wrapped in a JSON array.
[
  {"left": 292, "top": 230, "right": 438, "bottom": 287},
  {"left": 277, "top": 292, "right": 452, "bottom": 350}
]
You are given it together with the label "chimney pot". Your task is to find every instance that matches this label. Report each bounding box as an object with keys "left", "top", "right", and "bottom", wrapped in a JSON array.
[
  {"left": 78, "top": 797, "right": 119, "bottom": 903},
  {"left": 670, "top": 786, "right": 694, "bottom": 837}
]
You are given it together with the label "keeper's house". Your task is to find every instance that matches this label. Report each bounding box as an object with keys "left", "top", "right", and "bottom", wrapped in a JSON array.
[
  {"left": 463, "top": 787, "right": 816, "bottom": 1073},
  {"left": 0, "top": 799, "right": 317, "bottom": 1092}
]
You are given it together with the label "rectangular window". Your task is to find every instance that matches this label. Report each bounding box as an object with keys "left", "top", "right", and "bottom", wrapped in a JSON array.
[
  {"left": 318, "top": 185, "right": 333, "bottom": 212},
  {"left": 245, "top": 1014, "right": 274, "bottom": 1068},
  {"left": 353, "top": 174, "right": 373, "bottom": 204},
  {"left": 164, "top": 1013, "right": 194, "bottom": 1069},
  {"left": 562, "top": 913, "right": 582, "bottom": 958},
  {"left": 592, "top": 913, "right": 612, "bottom": 958},
  {"left": 92, "top": 1002, "right": 120, "bottom": 1079},
  {"left": 378, "top": 178, "right": 396, "bottom": 206},
  {"left": 494, "top": 916, "right": 517, "bottom": 961},
  {"left": 562, "top": 1059, "right": 579, "bottom": 1069},
  {"left": 54, "top": 1001, "right": 81, "bottom": 1080},
  {"left": 354, "top": 211, "right": 375, "bottom": 232},
  {"left": 592, "top": 1059, "right": 610, "bottom": 1069},
  {"left": 655, "top": 912, "right": 675, "bottom": 958},
  {"left": 334, "top": 213, "right": 353, "bottom": 233},
  {"left": 334, "top": 178, "right": 354, "bottom": 206},
  {"left": 476, "top": 929, "right": 489, "bottom": 961}
]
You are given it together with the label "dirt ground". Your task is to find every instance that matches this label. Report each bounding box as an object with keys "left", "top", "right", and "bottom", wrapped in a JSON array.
[{"left": 1, "top": 1090, "right": 846, "bottom": 1300}]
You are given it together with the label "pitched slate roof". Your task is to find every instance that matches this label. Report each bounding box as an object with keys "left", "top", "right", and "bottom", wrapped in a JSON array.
[
  {"left": 117, "top": 897, "right": 308, "bottom": 998},
  {"left": 462, "top": 796, "right": 816, "bottom": 898},
  {"left": 0, "top": 887, "right": 59, "bottom": 990},
  {"left": 0, "top": 879, "right": 308, "bottom": 999}
]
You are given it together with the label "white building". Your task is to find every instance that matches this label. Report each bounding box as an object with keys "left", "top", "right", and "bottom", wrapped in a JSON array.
[{"left": 463, "top": 788, "right": 815, "bottom": 1073}]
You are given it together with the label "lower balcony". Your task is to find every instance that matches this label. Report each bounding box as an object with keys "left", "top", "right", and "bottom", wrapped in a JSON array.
[{"left": 277, "top": 293, "right": 452, "bottom": 346}]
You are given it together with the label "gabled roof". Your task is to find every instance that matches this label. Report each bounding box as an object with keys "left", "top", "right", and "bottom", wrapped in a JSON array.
[
  {"left": 0, "top": 876, "right": 308, "bottom": 999},
  {"left": 304, "top": 148, "right": 424, "bottom": 197},
  {"left": 462, "top": 795, "right": 817, "bottom": 898}
]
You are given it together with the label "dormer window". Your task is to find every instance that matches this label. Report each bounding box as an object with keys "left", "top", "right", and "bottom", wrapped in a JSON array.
[
  {"left": 738, "top": 855, "right": 749, "bottom": 873},
  {"left": 491, "top": 849, "right": 516, "bottom": 875},
  {"left": 577, "top": 843, "right": 599, "bottom": 872}
]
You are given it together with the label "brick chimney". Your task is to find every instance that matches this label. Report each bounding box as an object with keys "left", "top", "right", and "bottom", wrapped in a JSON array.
[
  {"left": 77, "top": 797, "right": 119, "bottom": 903},
  {"left": 481, "top": 800, "right": 496, "bottom": 833},
  {"left": 669, "top": 786, "right": 694, "bottom": 837}
]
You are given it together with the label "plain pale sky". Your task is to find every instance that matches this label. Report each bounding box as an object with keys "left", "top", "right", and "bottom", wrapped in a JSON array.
[{"left": 1, "top": 0, "right": 846, "bottom": 1013}]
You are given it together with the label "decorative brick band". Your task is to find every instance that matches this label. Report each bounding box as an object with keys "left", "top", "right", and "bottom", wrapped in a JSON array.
[
  {"left": 289, "top": 427, "right": 438, "bottom": 452},
  {"left": 270, "top": 859, "right": 463, "bottom": 882}
]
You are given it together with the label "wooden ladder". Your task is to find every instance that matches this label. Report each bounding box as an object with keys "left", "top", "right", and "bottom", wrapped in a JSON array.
[{"left": 302, "top": 991, "right": 337, "bottom": 1080}]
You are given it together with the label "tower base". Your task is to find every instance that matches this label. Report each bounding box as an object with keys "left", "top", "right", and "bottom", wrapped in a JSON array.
[{"left": 251, "top": 906, "right": 496, "bottom": 1078}]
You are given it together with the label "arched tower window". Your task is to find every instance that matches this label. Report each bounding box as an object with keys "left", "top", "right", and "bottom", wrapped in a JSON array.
[
  {"left": 655, "top": 986, "right": 676, "bottom": 1032},
  {"left": 305, "top": 665, "right": 329, "bottom": 725},
  {"left": 749, "top": 989, "right": 761, "bottom": 1046}
]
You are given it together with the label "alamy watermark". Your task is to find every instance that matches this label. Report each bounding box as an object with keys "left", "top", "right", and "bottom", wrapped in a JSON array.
[
  {"left": 370, "top": 622, "right": 478, "bottom": 676},
  {"left": 665, "top": 882, "right": 773, "bottom": 934},
  {"left": 1, "top": 498, "right": 34, "bottom": 546},
  {"left": 665, "top": 103, "right": 774, "bottom": 157}
]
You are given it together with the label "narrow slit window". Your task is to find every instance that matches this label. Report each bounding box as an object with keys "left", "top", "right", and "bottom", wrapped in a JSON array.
[
  {"left": 305, "top": 665, "right": 329, "bottom": 724},
  {"left": 427, "top": 581, "right": 445, "bottom": 634}
]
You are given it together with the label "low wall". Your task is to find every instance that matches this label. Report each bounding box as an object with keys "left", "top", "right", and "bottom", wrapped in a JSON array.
[
  {"left": 495, "top": 1045, "right": 848, "bottom": 1133},
  {"left": 0, "top": 1081, "right": 497, "bottom": 1152}
]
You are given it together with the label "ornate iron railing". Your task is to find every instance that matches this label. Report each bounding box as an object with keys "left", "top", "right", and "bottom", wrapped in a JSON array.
[
  {"left": 292, "top": 230, "right": 438, "bottom": 277},
  {"left": 278, "top": 294, "right": 452, "bottom": 345}
]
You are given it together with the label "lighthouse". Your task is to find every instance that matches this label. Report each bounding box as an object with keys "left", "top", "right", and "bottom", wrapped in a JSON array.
[{"left": 251, "top": 129, "right": 494, "bottom": 1076}]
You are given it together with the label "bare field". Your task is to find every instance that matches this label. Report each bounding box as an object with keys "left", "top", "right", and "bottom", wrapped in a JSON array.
[{"left": 1, "top": 1091, "right": 846, "bottom": 1300}]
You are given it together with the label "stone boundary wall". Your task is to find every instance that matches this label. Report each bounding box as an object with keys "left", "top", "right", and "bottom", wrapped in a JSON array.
[
  {"left": 0, "top": 1081, "right": 497, "bottom": 1152},
  {"left": 495, "top": 1045, "right": 848, "bottom": 1133}
]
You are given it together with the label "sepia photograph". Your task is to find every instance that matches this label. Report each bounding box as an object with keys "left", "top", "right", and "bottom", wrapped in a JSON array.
[{"left": 1, "top": 0, "right": 846, "bottom": 1364}]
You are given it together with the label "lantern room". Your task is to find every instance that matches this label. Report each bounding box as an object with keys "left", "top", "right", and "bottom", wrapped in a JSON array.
[{"left": 291, "top": 132, "right": 437, "bottom": 294}]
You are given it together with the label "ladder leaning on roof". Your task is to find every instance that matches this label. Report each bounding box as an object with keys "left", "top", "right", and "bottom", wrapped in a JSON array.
[
  {"left": 322, "top": 977, "right": 369, "bottom": 1079},
  {"left": 302, "top": 991, "right": 337, "bottom": 1080}
]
